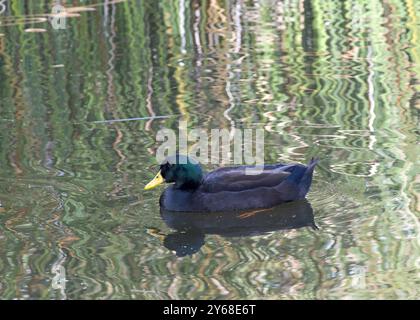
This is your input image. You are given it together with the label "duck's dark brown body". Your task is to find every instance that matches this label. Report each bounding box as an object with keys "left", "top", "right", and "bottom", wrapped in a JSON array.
[{"left": 160, "top": 159, "right": 318, "bottom": 212}]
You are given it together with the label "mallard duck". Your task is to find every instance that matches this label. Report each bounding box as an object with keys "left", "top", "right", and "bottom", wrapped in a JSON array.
[{"left": 144, "top": 154, "right": 319, "bottom": 212}]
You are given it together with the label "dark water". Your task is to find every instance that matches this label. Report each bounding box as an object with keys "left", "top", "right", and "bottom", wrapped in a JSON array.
[{"left": 0, "top": 0, "right": 419, "bottom": 299}]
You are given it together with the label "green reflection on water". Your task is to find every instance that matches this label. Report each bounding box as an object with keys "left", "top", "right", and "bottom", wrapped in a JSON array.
[{"left": 0, "top": 0, "right": 419, "bottom": 299}]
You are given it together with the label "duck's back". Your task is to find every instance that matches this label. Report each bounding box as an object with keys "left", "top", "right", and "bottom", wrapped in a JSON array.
[{"left": 202, "top": 163, "right": 293, "bottom": 193}]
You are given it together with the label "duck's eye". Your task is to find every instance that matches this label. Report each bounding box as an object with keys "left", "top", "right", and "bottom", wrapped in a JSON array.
[{"left": 161, "top": 162, "right": 171, "bottom": 172}]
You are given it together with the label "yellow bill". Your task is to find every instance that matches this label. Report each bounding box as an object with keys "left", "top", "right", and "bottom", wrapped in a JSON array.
[{"left": 144, "top": 170, "right": 165, "bottom": 190}]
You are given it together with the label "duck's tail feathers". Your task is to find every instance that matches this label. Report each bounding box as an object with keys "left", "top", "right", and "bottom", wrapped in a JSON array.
[
  {"left": 284, "top": 158, "right": 319, "bottom": 185},
  {"left": 308, "top": 157, "right": 320, "bottom": 170},
  {"left": 299, "top": 157, "right": 319, "bottom": 197}
]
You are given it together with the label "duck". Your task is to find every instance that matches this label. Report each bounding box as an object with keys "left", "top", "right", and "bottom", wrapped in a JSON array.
[{"left": 144, "top": 154, "right": 319, "bottom": 212}]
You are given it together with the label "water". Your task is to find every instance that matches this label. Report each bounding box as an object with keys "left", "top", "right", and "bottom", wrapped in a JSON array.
[{"left": 0, "top": 0, "right": 419, "bottom": 299}]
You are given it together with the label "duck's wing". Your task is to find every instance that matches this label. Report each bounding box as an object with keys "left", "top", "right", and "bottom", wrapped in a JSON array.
[{"left": 202, "top": 164, "right": 291, "bottom": 193}]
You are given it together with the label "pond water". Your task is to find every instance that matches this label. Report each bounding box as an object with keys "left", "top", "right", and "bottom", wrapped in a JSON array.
[{"left": 0, "top": 0, "right": 419, "bottom": 299}]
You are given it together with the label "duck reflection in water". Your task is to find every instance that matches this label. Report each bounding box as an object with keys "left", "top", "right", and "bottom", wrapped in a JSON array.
[{"left": 149, "top": 199, "right": 317, "bottom": 257}]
